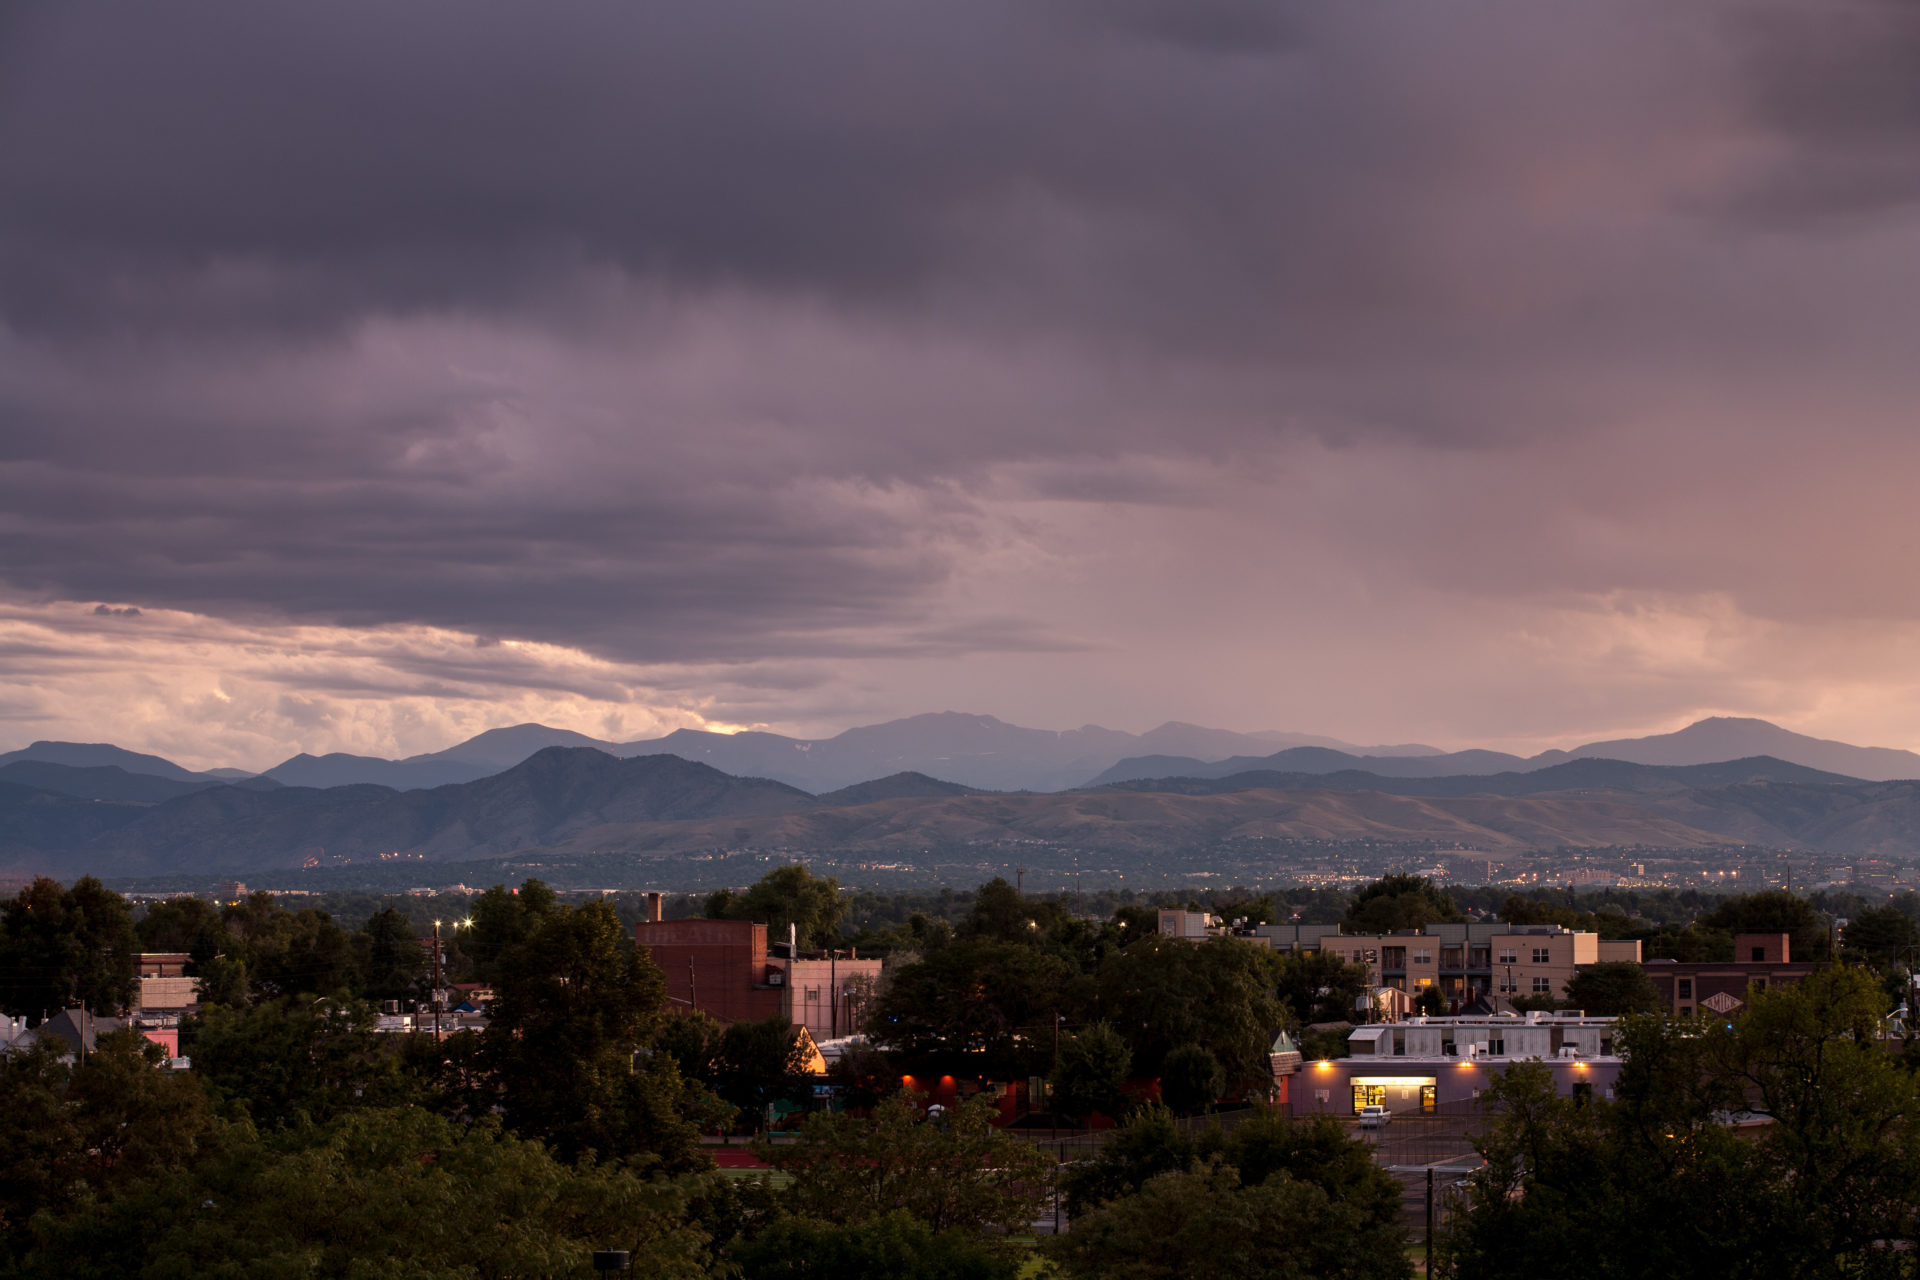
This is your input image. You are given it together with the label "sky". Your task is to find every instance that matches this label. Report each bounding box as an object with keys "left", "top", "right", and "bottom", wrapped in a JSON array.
[{"left": 4, "top": 1, "right": 1920, "bottom": 771}]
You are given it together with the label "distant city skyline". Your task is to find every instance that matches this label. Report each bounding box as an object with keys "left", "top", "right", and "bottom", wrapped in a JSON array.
[{"left": 6, "top": 4, "right": 1920, "bottom": 770}]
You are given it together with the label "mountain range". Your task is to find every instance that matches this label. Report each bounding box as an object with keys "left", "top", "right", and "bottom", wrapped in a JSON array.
[
  {"left": 7, "top": 742, "right": 1920, "bottom": 881},
  {"left": 8, "top": 713, "right": 1918, "bottom": 796},
  {"left": 1088, "top": 718, "right": 1920, "bottom": 787}
]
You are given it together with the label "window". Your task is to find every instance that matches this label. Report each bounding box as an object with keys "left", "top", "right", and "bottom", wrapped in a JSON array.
[
  {"left": 1532, "top": 977, "right": 1552, "bottom": 993},
  {"left": 1498, "top": 950, "right": 1518, "bottom": 965},
  {"left": 1752, "top": 978, "right": 1768, "bottom": 991},
  {"left": 1487, "top": 1038, "right": 1505, "bottom": 1056},
  {"left": 1531, "top": 948, "right": 1551, "bottom": 964},
  {"left": 1352, "top": 950, "right": 1364, "bottom": 963},
  {"left": 1413, "top": 951, "right": 1433, "bottom": 965},
  {"left": 1751, "top": 947, "right": 1767, "bottom": 963},
  {"left": 1678, "top": 978, "right": 1693, "bottom": 999}
]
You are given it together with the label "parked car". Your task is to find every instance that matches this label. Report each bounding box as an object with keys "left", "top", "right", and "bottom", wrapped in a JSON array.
[{"left": 1358, "top": 1104, "right": 1392, "bottom": 1128}]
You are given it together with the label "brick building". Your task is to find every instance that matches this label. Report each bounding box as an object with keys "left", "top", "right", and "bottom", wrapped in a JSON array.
[
  {"left": 633, "top": 897, "right": 882, "bottom": 1037},
  {"left": 1643, "top": 933, "right": 1816, "bottom": 1018}
]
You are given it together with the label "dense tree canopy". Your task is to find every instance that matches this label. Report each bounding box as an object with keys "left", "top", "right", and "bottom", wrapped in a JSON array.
[
  {"left": 758, "top": 1092, "right": 1052, "bottom": 1237},
  {"left": 1344, "top": 874, "right": 1462, "bottom": 934},
  {"left": 708, "top": 864, "right": 847, "bottom": 950},
  {"left": 1561, "top": 961, "right": 1661, "bottom": 1016},
  {"left": 1052, "top": 1106, "right": 1408, "bottom": 1279},
  {"left": 0, "top": 876, "right": 137, "bottom": 1022},
  {"left": 1092, "top": 935, "right": 1282, "bottom": 1088}
]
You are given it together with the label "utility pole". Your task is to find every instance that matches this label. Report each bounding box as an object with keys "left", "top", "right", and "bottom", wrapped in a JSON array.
[
  {"left": 431, "top": 921, "right": 443, "bottom": 1040},
  {"left": 688, "top": 956, "right": 697, "bottom": 1013},
  {"left": 829, "top": 949, "right": 839, "bottom": 1040},
  {"left": 1425, "top": 1167, "right": 1435, "bottom": 1276}
]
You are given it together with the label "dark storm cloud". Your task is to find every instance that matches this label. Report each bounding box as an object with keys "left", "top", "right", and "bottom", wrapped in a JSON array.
[{"left": 3, "top": 0, "right": 1919, "bottom": 677}]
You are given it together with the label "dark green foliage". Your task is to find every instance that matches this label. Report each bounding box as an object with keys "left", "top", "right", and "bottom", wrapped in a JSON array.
[
  {"left": 1050, "top": 1107, "right": 1409, "bottom": 1279},
  {"left": 480, "top": 898, "right": 705, "bottom": 1165},
  {"left": 14, "top": 1109, "right": 711, "bottom": 1280},
  {"left": 758, "top": 1092, "right": 1052, "bottom": 1236},
  {"left": 1411, "top": 986, "right": 1446, "bottom": 1017},
  {"left": 0, "top": 1031, "right": 212, "bottom": 1269},
  {"left": 1844, "top": 903, "right": 1920, "bottom": 968},
  {"left": 1048, "top": 1161, "right": 1412, "bottom": 1280},
  {"left": 868, "top": 939, "right": 1078, "bottom": 1078},
  {"left": 1562, "top": 960, "right": 1661, "bottom": 1015},
  {"left": 1344, "top": 874, "right": 1462, "bottom": 933},
  {"left": 1271, "top": 948, "right": 1370, "bottom": 1026},
  {"left": 708, "top": 864, "right": 846, "bottom": 949},
  {"left": 0, "top": 876, "right": 138, "bottom": 1021},
  {"left": 356, "top": 906, "right": 427, "bottom": 999},
  {"left": 731, "top": 1211, "right": 1019, "bottom": 1280},
  {"left": 1696, "top": 888, "right": 1829, "bottom": 960},
  {"left": 714, "top": 1015, "right": 812, "bottom": 1122},
  {"left": 461, "top": 877, "right": 559, "bottom": 983},
  {"left": 1051, "top": 1021, "right": 1133, "bottom": 1122},
  {"left": 1092, "top": 935, "right": 1281, "bottom": 1088},
  {"left": 185, "top": 997, "right": 420, "bottom": 1124},
  {"left": 133, "top": 894, "right": 222, "bottom": 954},
  {"left": 221, "top": 893, "right": 356, "bottom": 998},
  {"left": 1157, "top": 1043, "right": 1225, "bottom": 1116}
]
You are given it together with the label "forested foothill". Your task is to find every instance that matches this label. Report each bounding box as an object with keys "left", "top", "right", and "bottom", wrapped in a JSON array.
[{"left": 7, "top": 870, "right": 1920, "bottom": 1276}]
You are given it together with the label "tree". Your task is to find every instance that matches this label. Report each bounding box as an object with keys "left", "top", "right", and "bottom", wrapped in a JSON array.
[
  {"left": 1344, "top": 875, "right": 1462, "bottom": 934},
  {"left": 462, "top": 878, "right": 558, "bottom": 983},
  {"left": 357, "top": 906, "right": 427, "bottom": 1000},
  {"left": 759, "top": 1092, "right": 1052, "bottom": 1237},
  {"left": 134, "top": 895, "right": 222, "bottom": 953},
  {"left": 1562, "top": 961, "right": 1660, "bottom": 1016},
  {"left": 0, "top": 1030, "right": 212, "bottom": 1269},
  {"left": 185, "top": 997, "right": 419, "bottom": 1124},
  {"left": 868, "top": 939, "right": 1078, "bottom": 1079},
  {"left": 1093, "top": 935, "right": 1281, "bottom": 1090},
  {"left": 1061, "top": 1103, "right": 1401, "bottom": 1235},
  {"left": 1697, "top": 889, "right": 1828, "bottom": 960},
  {"left": 0, "top": 876, "right": 138, "bottom": 1022},
  {"left": 1411, "top": 986, "right": 1446, "bottom": 1017},
  {"left": 1047, "top": 1161, "right": 1412, "bottom": 1280},
  {"left": 730, "top": 1211, "right": 1018, "bottom": 1280},
  {"left": 1158, "top": 1044, "right": 1224, "bottom": 1117},
  {"left": 1051, "top": 1021, "right": 1132, "bottom": 1123},
  {"left": 714, "top": 1015, "right": 812, "bottom": 1125},
  {"left": 480, "top": 898, "right": 703, "bottom": 1165},
  {"left": 708, "top": 865, "right": 847, "bottom": 949},
  {"left": 17, "top": 1108, "right": 712, "bottom": 1280},
  {"left": 1271, "top": 948, "right": 1370, "bottom": 1027},
  {"left": 1844, "top": 904, "right": 1920, "bottom": 969},
  {"left": 216, "top": 894, "right": 356, "bottom": 999}
]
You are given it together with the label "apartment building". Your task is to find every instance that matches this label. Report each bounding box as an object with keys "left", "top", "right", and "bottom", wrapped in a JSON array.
[{"left": 1255, "top": 921, "right": 1640, "bottom": 1003}]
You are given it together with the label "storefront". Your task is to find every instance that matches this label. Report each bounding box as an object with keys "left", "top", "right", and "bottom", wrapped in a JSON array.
[{"left": 1349, "top": 1075, "right": 1438, "bottom": 1115}]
